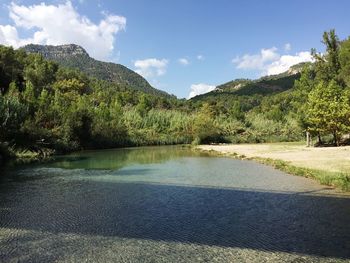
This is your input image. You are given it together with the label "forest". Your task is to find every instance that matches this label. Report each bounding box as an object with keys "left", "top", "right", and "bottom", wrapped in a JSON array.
[{"left": 1, "top": 30, "right": 350, "bottom": 161}]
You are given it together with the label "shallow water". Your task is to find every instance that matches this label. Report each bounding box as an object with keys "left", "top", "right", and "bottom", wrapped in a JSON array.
[{"left": 1, "top": 146, "right": 350, "bottom": 262}]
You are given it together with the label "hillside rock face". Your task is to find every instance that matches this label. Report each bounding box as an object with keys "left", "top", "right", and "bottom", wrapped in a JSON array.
[
  {"left": 24, "top": 44, "right": 89, "bottom": 59},
  {"left": 23, "top": 44, "right": 171, "bottom": 97}
]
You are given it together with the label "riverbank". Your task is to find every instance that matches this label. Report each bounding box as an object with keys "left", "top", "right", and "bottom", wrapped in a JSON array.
[
  {"left": 197, "top": 142, "right": 350, "bottom": 191},
  {"left": 0, "top": 144, "right": 55, "bottom": 167},
  {"left": 0, "top": 144, "right": 193, "bottom": 167}
]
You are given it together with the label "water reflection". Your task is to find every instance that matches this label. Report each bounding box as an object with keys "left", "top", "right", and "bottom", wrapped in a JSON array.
[{"left": 48, "top": 146, "right": 207, "bottom": 170}]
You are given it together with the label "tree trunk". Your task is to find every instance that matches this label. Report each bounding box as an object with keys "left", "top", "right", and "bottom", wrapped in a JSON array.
[
  {"left": 333, "top": 130, "right": 339, "bottom": 146},
  {"left": 317, "top": 132, "right": 322, "bottom": 145},
  {"left": 306, "top": 131, "right": 311, "bottom": 147}
]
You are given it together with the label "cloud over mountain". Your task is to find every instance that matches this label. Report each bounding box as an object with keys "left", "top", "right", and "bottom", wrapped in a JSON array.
[
  {"left": 232, "top": 46, "right": 313, "bottom": 75},
  {"left": 134, "top": 58, "right": 168, "bottom": 78},
  {"left": 188, "top": 83, "right": 216, "bottom": 99},
  {"left": 0, "top": 1, "right": 126, "bottom": 60}
]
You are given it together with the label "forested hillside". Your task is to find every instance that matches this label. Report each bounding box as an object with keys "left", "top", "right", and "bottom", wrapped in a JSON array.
[
  {"left": 196, "top": 63, "right": 305, "bottom": 99},
  {"left": 1, "top": 30, "right": 350, "bottom": 161},
  {"left": 191, "top": 30, "right": 350, "bottom": 146},
  {"left": 23, "top": 44, "right": 171, "bottom": 98}
]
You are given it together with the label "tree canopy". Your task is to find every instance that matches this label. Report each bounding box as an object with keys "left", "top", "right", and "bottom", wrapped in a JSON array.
[{"left": 1, "top": 30, "right": 350, "bottom": 160}]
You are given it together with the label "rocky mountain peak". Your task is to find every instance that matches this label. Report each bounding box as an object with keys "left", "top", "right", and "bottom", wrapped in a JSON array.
[{"left": 23, "top": 44, "right": 90, "bottom": 59}]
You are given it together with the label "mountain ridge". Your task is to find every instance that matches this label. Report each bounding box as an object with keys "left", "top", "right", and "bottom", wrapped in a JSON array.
[
  {"left": 191, "top": 62, "right": 308, "bottom": 101},
  {"left": 23, "top": 44, "right": 172, "bottom": 98}
]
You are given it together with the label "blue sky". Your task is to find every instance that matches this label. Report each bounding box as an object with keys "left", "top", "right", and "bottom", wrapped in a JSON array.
[{"left": 0, "top": 0, "right": 349, "bottom": 98}]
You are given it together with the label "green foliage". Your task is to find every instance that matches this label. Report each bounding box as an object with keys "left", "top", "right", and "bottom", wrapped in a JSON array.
[
  {"left": 2, "top": 29, "right": 350, "bottom": 160},
  {"left": 307, "top": 81, "right": 350, "bottom": 145},
  {"left": 192, "top": 103, "right": 222, "bottom": 144},
  {"left": 136, "top": 94, "right": 151, "bottom": 117},
  {"left": 0, "top": 92, "right": 28, "bottom": 141},
  {"left": 194, "top": 30, "right": 350, "bottom": 146},
  {"left": 211, "top": 71, "right": 300, "bottom": 97},
  {"left": 23, "top": 44, "right": 172, "bottom": 98},
  {"left": 339, "top": 37, "right": 350, "bottom": 87},
  {"left": 24, "top": 53, "right": 58, "bottom": 94},
  {"left": 0, "top": 45, "right": 25, "bottom": 94},
  {"left": 303, "top": 30, "right": 350, "bottom": 145},
  {"left": 0, "top": 44, "right": 200, "bottom": 156}
]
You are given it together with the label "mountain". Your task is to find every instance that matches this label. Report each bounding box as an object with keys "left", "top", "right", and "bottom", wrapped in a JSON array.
[
  {"left": 191, "top": 62, "right": 308, "bottom": 101},
  {"left": 23, "top": 44, "right": 171, "bottom": 97}
]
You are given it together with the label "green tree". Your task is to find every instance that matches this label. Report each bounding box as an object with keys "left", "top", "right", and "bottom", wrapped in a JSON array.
[
  {"left": 0, "top": 92, "right": 27, "bottom": 142},
  {"left": 0, "top": 46, "right": 24, "bottom": 94},
  {"left": 193, "top": 103, "right": 220, "bottom": 144},
  {"left": 136, "top": 94, "right": 151, "bottom": 116},
  {"left": 307, "top": 81, "right": 350, "bottom": 145},
  {"left": 24, "top": 53, "right": 58, "bottom": 95},
  {"left": 339, "top": 37, "right": 350, "bottom": 87},
  {"left": 312, "top": 29, "right": 341, "bottom": 83}
]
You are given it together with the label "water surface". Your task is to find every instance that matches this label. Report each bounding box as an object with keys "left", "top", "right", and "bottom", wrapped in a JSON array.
[{"left": 1, "top": 146, "right": 350, "bottom": 262}]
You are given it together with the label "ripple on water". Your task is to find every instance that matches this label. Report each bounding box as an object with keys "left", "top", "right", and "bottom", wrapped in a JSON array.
[{"left": 1, "top": 147, "right": 350, "bottom": 262}]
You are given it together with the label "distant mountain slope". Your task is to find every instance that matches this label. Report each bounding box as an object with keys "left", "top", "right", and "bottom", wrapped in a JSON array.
[
  {"left": 191, "top": 63, "right": 308, "bottom": 101},
  {"left": 23, "top": 44, "right": 171, "bottom": 97}
]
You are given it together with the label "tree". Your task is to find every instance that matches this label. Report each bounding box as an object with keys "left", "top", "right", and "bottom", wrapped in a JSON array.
[
  {"left": 303, "top": 30, "right": 350, "bottom": 146},
  {"left": 136, "top": 94, "right": 151, "bottom": 117},
  {"left": 229, "top": 101, "right": 245, "bottom": 120},
  {"left": 192, "top": 103, "right": 220, "bottom": 144},
  {"left": 24, "top": 53, "right": 58, "bottom": 95},
  {"left": 307, "top": 81, "right": 350, "bottom": 145},
  {"left": 312, "top": 29, "right": 341, "bottom": 83},
  {"left": 339, "top": 37, "right": 350, "bottom": 87},
  {"left": 0, "top": 91, "right": 27, "bottom": 141},
  {"left": 53, "top": 78, "right": 86, "bottom": 95},
  {"left": 0, "top": 46, "right": 24, "bottom": 94}
]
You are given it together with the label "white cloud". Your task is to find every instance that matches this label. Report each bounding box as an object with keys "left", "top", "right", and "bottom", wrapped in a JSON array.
[
  {"left": 232, "top": 47, "right": 279, "bottom": 70},
  {"left": 0, "top": 24, "right": 24, "bottom": 47},
  {"left": 260, "top": 47, "right": 280, "bottom": 62},
  {"left": 178, "top": 58, "right": 189, "bottom": 65},
  {"left": 197, "top": 55, "right": 204, "bottom": 60},
  {"left": 232, "top": 47, "right": 313, "bottom": 76},
  {"left": 134, "top": 58, "right": 168, "bottom": 78},
  {"left": 266, "top": 51, "right": 313, "bottom": 75},
  {"left": 188, "top": 83, "right": 216, "bottom": 99},
  {"left": 284, "top": 43, "right": 291, "bottom": 51},
  {"left": 0, "top": 1, "right": 126, "bottom": 60}
]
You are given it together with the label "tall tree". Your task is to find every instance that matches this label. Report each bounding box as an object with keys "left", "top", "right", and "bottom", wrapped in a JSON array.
[
  {"left": 307, "top": 80, "right": 350, "bottom": 145},
  {"left": 312, "top": 29, "right": 341, "bottom": 84},
  {"left": 339, "top": 37, "right": 350, "bottom": 87}
]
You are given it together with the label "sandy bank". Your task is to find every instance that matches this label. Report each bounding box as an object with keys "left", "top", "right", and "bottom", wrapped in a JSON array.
[{"left": 198, "top": 143, "right": 350, "bottom": 173}]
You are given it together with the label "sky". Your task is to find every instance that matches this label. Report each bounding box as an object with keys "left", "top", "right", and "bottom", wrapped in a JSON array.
[{"left": 0, "top": 0, "right": 349, "bottom": 98}]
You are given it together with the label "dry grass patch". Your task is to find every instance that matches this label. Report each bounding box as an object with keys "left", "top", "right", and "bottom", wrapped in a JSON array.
[{"left": 198, "top": 142, "right": 350, "bottom": 191}]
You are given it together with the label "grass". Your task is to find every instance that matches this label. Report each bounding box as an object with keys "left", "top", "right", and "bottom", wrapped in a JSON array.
[
  {"left": 255, "top": 157, "right": 350, "bottom": 191},
  {"left": 196, "top": 144, "right": 350, "bottom": 191}
]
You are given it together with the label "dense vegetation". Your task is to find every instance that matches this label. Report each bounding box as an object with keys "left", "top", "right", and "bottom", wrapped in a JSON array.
[
  {"left": 300, "top": 30, "right": 350, "bottom": 145},
  {"left": 193, "top": 30, "right": 350, "bottom": 146},
  {"left": 1, "top": 30, "right": 350, "bottom": 161},
  {"left": 23, "top": 44, "right": 171, "bottom": 98},
  {"left": 0, "top": 46, "right": 194, "bottom": 160}
]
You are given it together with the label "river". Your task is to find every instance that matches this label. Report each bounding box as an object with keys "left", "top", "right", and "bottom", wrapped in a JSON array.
[{"left": 1, "top": 146, "right": 349, "bottom": 262}]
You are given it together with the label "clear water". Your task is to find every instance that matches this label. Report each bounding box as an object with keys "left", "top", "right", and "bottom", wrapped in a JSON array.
[{"left": 1, "top": 146, "right": 350, "bottom": 262}]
